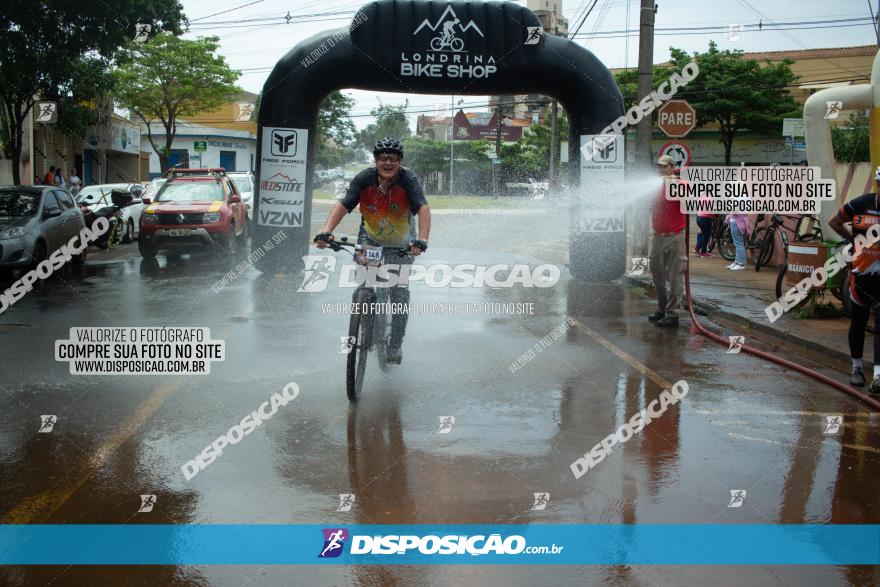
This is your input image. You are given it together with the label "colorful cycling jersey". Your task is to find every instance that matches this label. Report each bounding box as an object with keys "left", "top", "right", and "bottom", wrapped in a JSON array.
[
  {"left": 838, "top": 192, "right": 880, "bottom": 274},
  {"left": 339, "top": 166, "right": 427, "bottom": 247}
]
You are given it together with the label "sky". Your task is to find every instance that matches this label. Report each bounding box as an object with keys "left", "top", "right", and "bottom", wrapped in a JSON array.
[{"left": 180, "top": 0, "right": 879, "bottom": 130}]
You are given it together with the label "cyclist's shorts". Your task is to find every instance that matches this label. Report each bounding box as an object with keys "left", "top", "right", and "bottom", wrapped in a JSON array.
[{"left": 849, "top": 272, "right": 880, "bottom": 308}]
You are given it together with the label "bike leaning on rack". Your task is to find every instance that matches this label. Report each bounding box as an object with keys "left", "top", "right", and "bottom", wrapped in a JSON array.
[{"left": 316, "top": 235, "right": 412, "bottom": 401}]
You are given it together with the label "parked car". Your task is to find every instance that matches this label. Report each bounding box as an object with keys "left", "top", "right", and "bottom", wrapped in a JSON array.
[
  {"left": 138, "top": 168, "right": 248, "bottom": 259},
  {"left": 227, "top": 171, "right": 254, "bottom": 221},
  {"left": 0, "top": 186, "right": 87, "bottom": 268},
  {"left": 75, "top": 183, "right": 146, "bottom": 242}
]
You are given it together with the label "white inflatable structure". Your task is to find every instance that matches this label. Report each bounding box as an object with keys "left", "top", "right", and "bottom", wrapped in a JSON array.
[{"left": 804, "top": 50, "right": 880, "bottom": 236}]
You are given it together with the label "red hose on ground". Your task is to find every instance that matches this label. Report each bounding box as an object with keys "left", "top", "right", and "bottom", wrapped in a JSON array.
[{"left": 683, "top": 221, "right": 880, "bottom": 412}]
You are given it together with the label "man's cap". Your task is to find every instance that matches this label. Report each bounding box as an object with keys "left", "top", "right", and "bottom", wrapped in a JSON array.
[{"left": 657, "top": 155, "right": 676, "bottom": 167}]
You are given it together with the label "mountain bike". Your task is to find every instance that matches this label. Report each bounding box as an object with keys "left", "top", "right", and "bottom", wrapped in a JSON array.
[
  {"left": 322, "top": 236, "right": 412, "bottom": 401},
  {"left": 754, "top": 214, "right": 823, "bottom": 271},
  {"left": 706, "top": 216, "right": 735, "bottom": 261}
]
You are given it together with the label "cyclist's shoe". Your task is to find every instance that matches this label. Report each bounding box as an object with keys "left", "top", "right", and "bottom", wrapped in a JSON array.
[
  {"left": 386, "top": 346, "right": 402, "bottom": 365},
  {"left": 648, "top": 312, "right": 665, "bottom": 322},
  {"left": 655, "top": 316, "right": 679, "bottom": 328},
  {"left": 850, "top": 367, "right": 866, "bottom": 387},
  {"left": 869, "top": 376, "right": 880, "bottom": 395}
]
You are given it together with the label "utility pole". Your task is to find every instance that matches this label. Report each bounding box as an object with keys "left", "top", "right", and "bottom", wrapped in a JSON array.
[
  {"left": 549, "top": 21, "right": 559, "bottom": 184},
  {"left": 633, "top": 0, "right": 657, "bottom": 255},
  {"left": 449, "top": 94, "right": 455, "bottom": 195},
  {"left": 493, "top": 108, "right": 505, "bottom": 199}
]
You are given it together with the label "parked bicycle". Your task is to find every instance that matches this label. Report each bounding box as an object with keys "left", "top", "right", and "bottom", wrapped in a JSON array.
[{"left": 320, "top": 236, "right": 412, "bottom": 400}]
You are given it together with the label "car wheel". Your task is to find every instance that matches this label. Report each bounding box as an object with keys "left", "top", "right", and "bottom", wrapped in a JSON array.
[
  {"left": 138, "top": 239, "right": 157, "bottom": 259},
  {"left": 31, "top": 240, "right": 47, "bottom": 269},
  {"left": 123, "top": 219, "right": 135, "bottom": 243}
]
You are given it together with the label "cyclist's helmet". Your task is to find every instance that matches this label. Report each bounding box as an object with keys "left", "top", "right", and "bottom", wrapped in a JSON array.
[
  {"left": 875, "top": 165, "right": 880, "bottom": 182},
  {"left": 373, "top": 137, "right": 404, "bottom": 159}
]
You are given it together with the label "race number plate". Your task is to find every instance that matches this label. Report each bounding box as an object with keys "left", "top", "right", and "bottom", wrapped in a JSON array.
[{"left": 356, "top": 244, "right": 383, "bottom": 267}]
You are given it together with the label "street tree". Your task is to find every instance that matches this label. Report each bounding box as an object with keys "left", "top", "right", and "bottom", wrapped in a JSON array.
[
  {"left": 316, "top": 91, "right": 359, "bottom": 168},
  {"left": 357, "top": 103, "right": 411, "bottom": 152},
  {"left": 831, "top": 110, "right": 870, "bottom": 163},
  {"left": 0, "top": 0, "right": 185, "bottom": 183},
  {"left": 114, "top": 33, "right": 241, "bottom": 173},
  {"left": 666, "top": 42, "right": 800, "bottom": 165}
]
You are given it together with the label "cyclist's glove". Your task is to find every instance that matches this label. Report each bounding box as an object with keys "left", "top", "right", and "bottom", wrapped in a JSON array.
[
  {"left": 412, "top": 239, "right": 428, "bottom": 252},
  {"left": 314, "top": 232, "right": 333, "bottom": 243}
]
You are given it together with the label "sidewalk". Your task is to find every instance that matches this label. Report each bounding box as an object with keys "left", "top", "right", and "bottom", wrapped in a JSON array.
[{"left": 630, "top": 230, "right": 872, "bottom": 373}]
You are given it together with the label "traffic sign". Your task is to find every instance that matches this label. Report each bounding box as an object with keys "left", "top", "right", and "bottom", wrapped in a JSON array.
[
  {"left": 658, "top": 140, "right": 691, "bottom": 169},
  {"left": 194, "top": 141, "right": 207, "bottom": 152},
  {"left": 657, "top": 100, "right": 697, "bottom": 138},
  {"left": 782, "top": 118, "right": 805, "bottom": 137}
]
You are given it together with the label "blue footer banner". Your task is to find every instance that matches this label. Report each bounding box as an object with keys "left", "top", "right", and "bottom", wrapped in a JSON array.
[{"left": 0, "top": 525, "right": 878, "bottom": 565}]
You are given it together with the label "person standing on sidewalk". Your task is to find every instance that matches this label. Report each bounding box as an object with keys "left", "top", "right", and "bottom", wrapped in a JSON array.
[
  {"left": 725, "top": 213, "right": 753, "bottom": 271},
  {"left": 649, "top": 155, "right": 687, "bottom": 328},
  {"left": 829, "top": 168, "right": 880, "bottom": 394},
  {"left": 694, "top": 209, "right": 715, "bottom": 257}
]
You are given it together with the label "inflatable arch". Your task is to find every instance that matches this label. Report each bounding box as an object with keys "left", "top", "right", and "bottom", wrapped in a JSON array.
[{"left": 253, "top": 0, "right": 625, "bottom": 280}]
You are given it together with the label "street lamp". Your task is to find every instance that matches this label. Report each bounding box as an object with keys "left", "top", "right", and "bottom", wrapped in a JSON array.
[{"left": 449, "top": 97, "right": 463, "bottom": 194}]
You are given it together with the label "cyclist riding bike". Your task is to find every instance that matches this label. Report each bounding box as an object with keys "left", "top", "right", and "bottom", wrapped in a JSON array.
[
  {"left": 829, "top": 164, "right": 880, "bottom": 394},
  {"left": 314, "top": 137, "right": 431, "bottom": 365}
]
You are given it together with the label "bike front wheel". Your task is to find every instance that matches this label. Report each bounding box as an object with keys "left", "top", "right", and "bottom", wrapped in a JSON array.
[
  {"left": 346, "top": 290, "right": 375, "bottom": 401},
  {"left": 754, "top": 228, "right": 775, "bottom": 271},
  {"left": 719, "top": 226, "right": 736, "bottom": 261}
]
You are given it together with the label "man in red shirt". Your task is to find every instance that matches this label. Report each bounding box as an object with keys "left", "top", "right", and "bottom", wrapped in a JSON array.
[{"left": 649, "top": 155, "right": 686, "bottom": 327}]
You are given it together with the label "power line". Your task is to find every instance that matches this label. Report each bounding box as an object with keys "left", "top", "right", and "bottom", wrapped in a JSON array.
[{"left": 190, "top": 0, "right": 267, "bottom": 23}]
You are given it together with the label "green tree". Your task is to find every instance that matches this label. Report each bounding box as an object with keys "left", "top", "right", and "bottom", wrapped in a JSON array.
[
  {"left": 316, "top": 91, "right": 358, "bottom": 168},
  {"left": 114, "top": 33, "right": 241, "bottom": 173},
  {"left": 0, "top": 0, "right": 185, "bottom": 183},
  {"left": 831, "top": 110, "right": 871, "bottom": 163},
  {"left": 666, "top": 41, "right": 800, "bottom": 165},
  {"left": 357, "top": 103, "right": 411, "bottom": 152}
]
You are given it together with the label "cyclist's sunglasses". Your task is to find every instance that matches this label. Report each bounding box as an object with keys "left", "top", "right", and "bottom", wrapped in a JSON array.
[{"left": 376, "top": 154, "right": 401, "bottom": 163}]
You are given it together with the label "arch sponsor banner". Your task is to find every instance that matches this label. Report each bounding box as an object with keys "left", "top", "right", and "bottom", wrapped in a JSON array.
[
  {"left": 258, "top": 127, "right": 307, "bottom": 228},
  {"left": 579, "top": 134, "right": 625, "bottom": 233}
]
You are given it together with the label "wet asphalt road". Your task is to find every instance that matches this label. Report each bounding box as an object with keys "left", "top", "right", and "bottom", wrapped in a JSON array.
[{"left": 0, "top": 203, "right": 878, "bottom": 586}]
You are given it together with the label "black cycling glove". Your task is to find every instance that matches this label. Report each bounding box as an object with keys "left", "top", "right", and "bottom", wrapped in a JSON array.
[
  {"left": 314, "top": 232, "right": 333, "bottom": 243},
  {"left": 412, "top": 239, "right": 428, "bottom": 252}
]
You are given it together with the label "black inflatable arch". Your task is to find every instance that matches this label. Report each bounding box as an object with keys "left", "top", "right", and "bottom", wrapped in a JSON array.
[{"left": 253, "top": 0, "right": 625, "bottom": 279}]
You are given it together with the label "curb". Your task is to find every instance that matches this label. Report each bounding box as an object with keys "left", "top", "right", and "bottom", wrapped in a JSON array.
[{"left": 624, "top": 275, "right": 860, "bottom": 373}]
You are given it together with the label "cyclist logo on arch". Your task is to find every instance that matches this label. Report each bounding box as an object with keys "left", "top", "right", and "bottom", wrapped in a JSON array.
[{"left": 431, "top": 18, "right": 464, "bottom": 52}]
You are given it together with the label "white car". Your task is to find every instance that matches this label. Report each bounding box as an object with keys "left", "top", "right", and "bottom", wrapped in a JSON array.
[
  {"left": 75, "top": 183, "right": 147, "bottom": 242},
  {"left": 142, "top": 178, "right": 166, "bottom": 202},
  {"left": 228, "top": 172, "right": 254, "bottom": 221}
]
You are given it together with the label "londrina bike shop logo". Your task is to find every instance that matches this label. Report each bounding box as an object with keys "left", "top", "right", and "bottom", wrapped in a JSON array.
[
  {"left": 401, "top": 5, "right": 497, "bottom": 80},
  {"left": 318, "top": 528, "right": 349, "bottom": 558}
]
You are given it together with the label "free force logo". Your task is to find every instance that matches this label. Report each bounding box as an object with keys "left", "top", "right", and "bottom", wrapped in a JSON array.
[
  {"left": 271, "top": 130, "right": 297, "bottom": 156},
  {"left": 319, "top": 528, "right": 349, "bottom": 558}
]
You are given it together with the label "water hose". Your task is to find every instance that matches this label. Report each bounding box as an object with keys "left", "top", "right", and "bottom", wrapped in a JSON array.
[{"left": 683, "top": 221, "right": 880, "bottom": 412}]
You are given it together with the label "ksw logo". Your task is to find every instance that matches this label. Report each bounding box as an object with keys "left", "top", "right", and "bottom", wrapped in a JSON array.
[
  {"left": 298, "top": 255, "right": 337, "bottom": 292},
  {"left": 318, "top": 528, "right": 348, "bottom": 558},
  {"left": 260, "top": 198, "right": 304, "bottom": 206},
  {"left": 271, "top": 130, "right": 297, "bottom": 156}
]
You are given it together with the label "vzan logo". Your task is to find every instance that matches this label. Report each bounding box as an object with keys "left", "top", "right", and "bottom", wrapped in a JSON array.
[{"left": 401, "top": 5, "right": 496, "bottom": 79}]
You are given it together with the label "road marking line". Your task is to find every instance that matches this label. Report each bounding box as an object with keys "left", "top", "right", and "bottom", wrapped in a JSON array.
[
  {"left": 567, "top": 317, "right": 673, "bottom": 390},
  {"left": 2, "top": 379, "right": 181, "bottom": 524},
  {"left": 729, "top": 432, "right": 880, "bottom": 454}
]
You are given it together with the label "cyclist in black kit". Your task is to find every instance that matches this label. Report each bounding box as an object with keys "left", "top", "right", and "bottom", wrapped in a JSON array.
[{"left": 314, "top": 137, "right": 432, "bottom": 364}]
